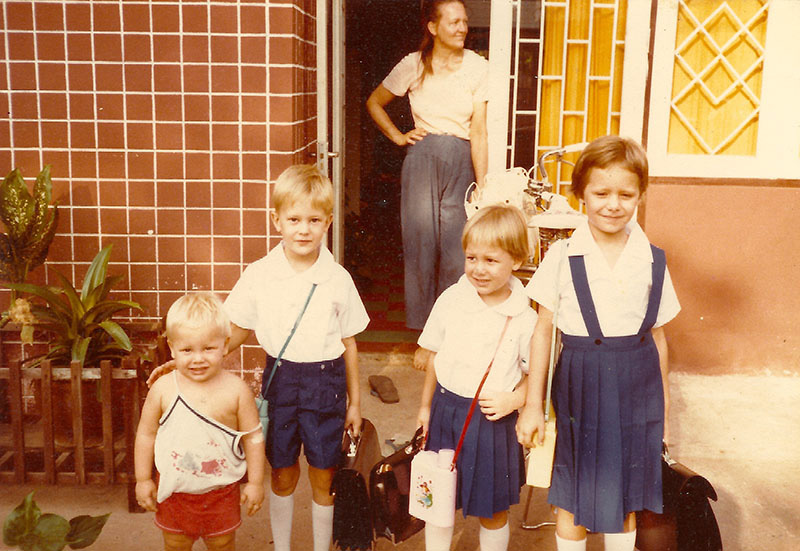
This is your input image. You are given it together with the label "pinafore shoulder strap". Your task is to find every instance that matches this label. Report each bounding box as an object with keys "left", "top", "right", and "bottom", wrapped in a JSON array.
[{"left": 569, "top": 243, "right": 667, "bottom": 338}]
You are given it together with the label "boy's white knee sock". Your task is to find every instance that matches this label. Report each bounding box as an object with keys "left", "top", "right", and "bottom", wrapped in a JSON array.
[
  {"left": 604, "top": 530, "right": 637, "bottom": 551},
  {"left": 311, "top": 500, "right": 334, "bottom": 551},
  {"left": 425, "top": 523, "right": 454, "bottom": 551},
  {"left": 269, "top": 489, "right": 294, "bottom": 551},
  {"left": 555, "top": 533, "right": 587, "bottom": 551},
  {"left": 479, "top": 523, "right": 510, "bottom": 551}
]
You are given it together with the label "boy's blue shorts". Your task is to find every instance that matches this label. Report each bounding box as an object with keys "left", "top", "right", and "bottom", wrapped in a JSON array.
[{"left": 263, "top": 355, "right": 347, "bottom": 470}]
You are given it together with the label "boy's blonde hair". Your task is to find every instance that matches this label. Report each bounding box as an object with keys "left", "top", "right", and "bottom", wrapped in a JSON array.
[
  {"left": 165, "top": 292, "right": 231, "bottom": 342},
  {"left": 570, "top": 135, "right": 649, "bottom": 199},
  {"left": 272, "top": 164, "right": 334, "bottom": 215},
  {"left": 461, "top": 205, "right": 530, "bottom": 263}
]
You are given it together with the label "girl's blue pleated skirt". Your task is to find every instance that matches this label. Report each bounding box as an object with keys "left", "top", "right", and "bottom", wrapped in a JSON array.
[
  {"left": 549, "top": 332, "right": 665, "bottom": 533},
  {"left": 426, "top": 384, "right": 524, "bottom": 519}
]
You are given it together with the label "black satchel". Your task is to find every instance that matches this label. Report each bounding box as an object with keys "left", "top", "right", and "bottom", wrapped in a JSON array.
[
  {"left": 332, "top": 419, "right": 383, "bottom": 551},
  {"left": 368, "top": 427, "right": 426, "bottom": 545},
  {"left": 636, "top": 445, "right": 723, "bottom": 551}
]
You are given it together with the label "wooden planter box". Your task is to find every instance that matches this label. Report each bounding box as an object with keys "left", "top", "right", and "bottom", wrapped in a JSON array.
[
  {"left": 0, "top": 321, "right": 166, "bottom": 512},
  {"left": 0, "top": 358, "right": 144, "bottom": 510}
]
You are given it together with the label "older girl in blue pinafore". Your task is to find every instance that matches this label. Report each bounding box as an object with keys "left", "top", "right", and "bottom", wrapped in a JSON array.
[{"left": 518, "top": 136, "right": 681, "bottom": 551}]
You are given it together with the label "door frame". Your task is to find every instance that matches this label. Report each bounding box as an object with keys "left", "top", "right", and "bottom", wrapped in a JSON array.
[{"left": 317, "top": 0, "right": 346, "bottom": 262}]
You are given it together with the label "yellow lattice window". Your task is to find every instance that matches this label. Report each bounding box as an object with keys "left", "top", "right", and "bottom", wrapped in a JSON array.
[
  {"left": 668, "top": 0, "right": 769, "bottom": 156},
  {"left": 535, "top": 0, "right": 628, "bottom": 194}
]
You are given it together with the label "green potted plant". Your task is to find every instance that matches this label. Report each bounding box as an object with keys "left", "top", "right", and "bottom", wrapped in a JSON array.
[
  {"left": 3, "top": 491, "right": 108, "bottom": 551},
  {"left": 6, "top": 244, "right": 141, "bottom": 369},
  {"left": 0, "top": 166, "right": 60, "bottom": 337},
  {"left": 4, "top": 244, "right": 142, "bottom": 445},
  {"left": 0, "top": 165, "right": 59, "bottom": 421}
]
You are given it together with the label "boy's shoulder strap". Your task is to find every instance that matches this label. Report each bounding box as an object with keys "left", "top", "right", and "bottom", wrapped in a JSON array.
[{"left": 261, "top": 282, "right": 318, "bottom": 397}]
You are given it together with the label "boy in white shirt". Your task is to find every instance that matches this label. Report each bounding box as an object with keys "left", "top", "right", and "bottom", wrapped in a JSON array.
[{"left": 224, "top": 164, "right": 369, "bottom": 551}]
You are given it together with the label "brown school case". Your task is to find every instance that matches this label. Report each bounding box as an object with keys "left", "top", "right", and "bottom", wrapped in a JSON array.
[{"left": 368, "top": 427, "right": 426, "bottom": 545}]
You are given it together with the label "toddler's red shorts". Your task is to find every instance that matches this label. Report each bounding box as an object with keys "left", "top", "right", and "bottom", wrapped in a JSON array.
[{"left": 155, "top": 482, "right": 241, "bottom": 540}]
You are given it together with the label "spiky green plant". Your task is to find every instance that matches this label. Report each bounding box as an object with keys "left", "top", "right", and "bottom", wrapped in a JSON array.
[
  {"left": 0, "top": 166, "right": 59, "bottom": 287},
  {"left": 3, "top": 491, "right": 109, "bottom": 551},
  {"left": 4, "top": 245, "right": 142, "bottom": 368}
]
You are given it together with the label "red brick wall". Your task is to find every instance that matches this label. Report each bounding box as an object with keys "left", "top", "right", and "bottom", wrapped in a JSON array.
[{"left": 0, "top": 1, "right": 319, "bottom": 383}]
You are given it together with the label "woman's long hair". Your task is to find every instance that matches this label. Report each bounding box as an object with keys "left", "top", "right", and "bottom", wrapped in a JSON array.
[{"left": 417, "top": 0, "right": 465, "bottom": 85}]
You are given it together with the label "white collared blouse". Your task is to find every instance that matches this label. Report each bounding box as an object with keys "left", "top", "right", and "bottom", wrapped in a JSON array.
[
  {"left": 224, "top": 244, "right": 369, "bottom": 363},
  {"left": 419, "top": 275, "right": 537, "bottom": 398},
  {"left": 526, "top": 221, "right": 680, "bottom": 337}
]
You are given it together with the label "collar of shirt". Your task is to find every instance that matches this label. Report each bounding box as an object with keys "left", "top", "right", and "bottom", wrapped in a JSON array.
[
  {"left": 262, "top": 243, "right": 335, "bottom": 284},
  {"left": 452, "top": 274, "right": 530, "bottom": 316},
  {"left": 566, "top": 220, "right": 653, "bottom": 264}
]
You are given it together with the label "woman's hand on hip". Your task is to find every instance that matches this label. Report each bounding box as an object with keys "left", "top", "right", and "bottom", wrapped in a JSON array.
[{"left": 396, "top": 127, "right": 427, "bottom": 146}]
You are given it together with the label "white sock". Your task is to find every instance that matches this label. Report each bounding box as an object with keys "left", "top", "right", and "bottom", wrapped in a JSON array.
[
  {"left": 556, "top": 533, "right": 587, "bottom": 551},
  {"left": 479, "top": 523, "right": 510, "bottom": 551},
  {"left": 604, "top": 530, "right": 637, "bottom": 551},
  {"left": 311, "top": 501, "right": 334, "bottom": 551},
  {"left": 425, "top": 523, "right": 454, "bottom": 551},
  {"left": 269, "top": 489, "right": 294, "bottom": 551}
]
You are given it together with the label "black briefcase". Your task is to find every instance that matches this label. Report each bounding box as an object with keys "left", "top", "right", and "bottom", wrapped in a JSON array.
[
  {"left": 636, "top": 446, "right": 723, "bottom": 551},
  {"left": 332, "top": 419, "right": 383, "bottom": 551}
]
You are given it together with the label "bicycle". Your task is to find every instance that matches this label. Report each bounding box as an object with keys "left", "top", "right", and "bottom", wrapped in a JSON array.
[{"left": 464, "top": 142, "right": 587, "bottom": 272}]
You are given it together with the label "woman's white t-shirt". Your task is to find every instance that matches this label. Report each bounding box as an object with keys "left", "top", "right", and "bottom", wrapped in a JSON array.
[{"left": 382, "top": 49, "right": 489, "bottom": 140}]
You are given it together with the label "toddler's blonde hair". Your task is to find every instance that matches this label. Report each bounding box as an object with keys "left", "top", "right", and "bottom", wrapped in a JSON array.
[
  {"left": 462, "top": 204, "right": 530, "bottom": 263},
  {"left": 272, "top": 164, "right": 334, "bottom": 215},
  {"left": 165, "top": 292, "right": 231, "bottom": 342}
]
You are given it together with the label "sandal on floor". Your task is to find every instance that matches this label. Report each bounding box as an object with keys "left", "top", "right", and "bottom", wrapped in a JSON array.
[{"left": 368, "top": 375, "right": 399, "bottom": 403}]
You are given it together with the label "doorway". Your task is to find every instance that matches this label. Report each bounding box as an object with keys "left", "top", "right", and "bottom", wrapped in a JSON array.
[{"left": 341, "top": 0, "right": 419, "bottom": 346}]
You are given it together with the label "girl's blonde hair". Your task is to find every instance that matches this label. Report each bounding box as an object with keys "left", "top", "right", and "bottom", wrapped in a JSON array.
[
  {"left": 461, "top": 205, "right": 530, "bottom": 263},
  {"left": 165, "top": 292, "right": 231, "bottom": 342},
  {"left": 272, "top": 164, "right": 334, "bottom": 215},
  {"left": 570, "top": 135, "right": 649, "bottom": 199}
]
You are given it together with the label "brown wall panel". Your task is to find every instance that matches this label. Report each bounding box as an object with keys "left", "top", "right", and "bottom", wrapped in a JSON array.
[{"left": 644, "top": 183, "right": 800, "bottom": 374}]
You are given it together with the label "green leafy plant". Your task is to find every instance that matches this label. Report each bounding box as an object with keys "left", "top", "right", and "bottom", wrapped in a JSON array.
[
  {"left": 0, "top": 165, "right": 59, "bottom": 287},
  {"left": 0, "top": 166, "right": 60, "bottom": 341},
  {"left": 2, "top": 491, "right": 109, "bottom": 551},
  {"left": 4, "top": 244, "right": 142, "bottom": 368}
]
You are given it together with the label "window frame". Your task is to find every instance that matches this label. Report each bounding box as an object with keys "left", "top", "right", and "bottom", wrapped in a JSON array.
[{"left": 639, "top": 0, "right": 800, "bottom": 180}]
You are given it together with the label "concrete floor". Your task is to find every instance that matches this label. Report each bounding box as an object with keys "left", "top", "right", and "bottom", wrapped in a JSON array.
[{"left": 1, "top": 352, "right": 798, "bottom": 550}]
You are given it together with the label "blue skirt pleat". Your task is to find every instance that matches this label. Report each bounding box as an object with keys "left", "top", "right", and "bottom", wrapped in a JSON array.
[
  {"left": 549, "top": 334, "right": 664, "bottom": 533},
  {"left": 426, "top": 384, "right": 524, "bottom": 518}
]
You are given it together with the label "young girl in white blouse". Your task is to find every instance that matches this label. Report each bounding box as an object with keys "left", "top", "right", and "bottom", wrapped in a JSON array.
[
  {"left": 517, "top": 136, "right": 681, "bottom": 551},
  {"left": 416, "top": 205, "right": 537, "bottom": 551}
]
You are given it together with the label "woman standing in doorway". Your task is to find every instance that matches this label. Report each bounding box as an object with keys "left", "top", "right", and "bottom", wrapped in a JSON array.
[{"left": 367, "top": 0, "right": 489, "bottom": 331}]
